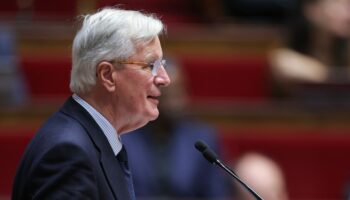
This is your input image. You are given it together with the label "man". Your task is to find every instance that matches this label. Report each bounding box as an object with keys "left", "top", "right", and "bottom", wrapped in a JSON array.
[{"left": 12, "top": 7, "right": 170, "bottom": 200}]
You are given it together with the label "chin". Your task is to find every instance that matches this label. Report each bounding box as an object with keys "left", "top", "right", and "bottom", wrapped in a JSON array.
[{"left": 146, "top": 108, "right": 159, "bottom": 121}]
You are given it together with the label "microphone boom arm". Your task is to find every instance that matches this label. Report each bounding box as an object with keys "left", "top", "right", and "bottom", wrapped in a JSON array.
[
  {"left": 215, "top": 159, "right": 263, "bottom": 200},
  {"left": 195, "top": 140, "right": 263, "bottom": 200}
]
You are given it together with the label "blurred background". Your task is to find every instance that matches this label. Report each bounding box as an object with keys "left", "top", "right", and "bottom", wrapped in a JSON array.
[{"left": 1, "top": 0, "right": 350, "bottom": 199}]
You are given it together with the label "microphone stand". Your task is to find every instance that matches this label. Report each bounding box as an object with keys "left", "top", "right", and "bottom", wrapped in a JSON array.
[
  {"left": 215, "top": 159, "right": 263, "bottom": 200},
  {"left": 195, "top": 140, "right": 263, "bottom": 200}
]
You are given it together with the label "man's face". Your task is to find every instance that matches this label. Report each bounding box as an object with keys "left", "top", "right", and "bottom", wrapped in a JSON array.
[{"left": 114, "top": 37, "right": 171, "bottom": 131}]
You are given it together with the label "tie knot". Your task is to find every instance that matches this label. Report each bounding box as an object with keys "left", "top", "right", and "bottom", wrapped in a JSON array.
[{"left": 117, "top": 146, "right": 128, "bottom": 162}]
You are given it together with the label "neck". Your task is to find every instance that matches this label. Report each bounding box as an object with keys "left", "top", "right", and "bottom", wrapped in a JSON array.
[
  {"left": 78, "top": 90, "right": 145, "bottom": 135},
  {"left": 78, "top": 90, "right": 119, "bottom": 133}
]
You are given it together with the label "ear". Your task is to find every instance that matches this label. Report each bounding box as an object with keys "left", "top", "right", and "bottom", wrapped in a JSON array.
[{"left": 96, "top": 61, "right": 117, "bottom": 92}]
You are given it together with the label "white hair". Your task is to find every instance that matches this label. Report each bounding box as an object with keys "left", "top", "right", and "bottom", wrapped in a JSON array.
[{"left": 70, "top": 7, "right": 165, "bottom": 94}]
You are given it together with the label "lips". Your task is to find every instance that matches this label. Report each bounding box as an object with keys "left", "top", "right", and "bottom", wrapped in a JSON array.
[{"left": 147, "top": 95, "right": 159, "bottom": 104}]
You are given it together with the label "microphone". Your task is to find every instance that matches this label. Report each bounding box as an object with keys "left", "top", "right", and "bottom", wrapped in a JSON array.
[{"left": 194, "top": 140, "right": 263, "bottom": 200}]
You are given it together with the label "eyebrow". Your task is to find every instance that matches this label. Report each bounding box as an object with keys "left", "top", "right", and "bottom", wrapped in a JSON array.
[{"left": 144, "top": 51, "right": 161, "bottom": 62}]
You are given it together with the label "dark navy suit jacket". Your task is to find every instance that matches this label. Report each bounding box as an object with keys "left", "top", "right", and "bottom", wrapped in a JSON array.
[{"left": 12, "top": 97, "right": 131, "bottom": 200}]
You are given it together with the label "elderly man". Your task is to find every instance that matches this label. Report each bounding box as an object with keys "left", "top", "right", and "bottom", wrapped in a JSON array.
[{"left": 12, "top": 7, "right": 170, "bottom": 200}]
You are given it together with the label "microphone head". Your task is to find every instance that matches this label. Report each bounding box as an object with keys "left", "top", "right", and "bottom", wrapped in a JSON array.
[
  {"left": 195, "top": 140, "right": 218, "bottom": 164},
  {"left": 202, "top": 148, "right": 218, "bottom": 164},
  {"left": 194, "top": 140, "right": 208, "bottom": 153}
]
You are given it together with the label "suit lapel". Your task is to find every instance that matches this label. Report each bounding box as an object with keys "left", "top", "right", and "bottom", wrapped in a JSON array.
[
  {"left": 60, "top": 97, "right": 131, "bottom": 200},
  {"left": 99, "top": 149, "right": 131, "bottom": 200}
]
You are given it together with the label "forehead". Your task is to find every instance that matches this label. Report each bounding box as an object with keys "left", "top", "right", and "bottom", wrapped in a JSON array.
[{"left": 132, "top": 37, "right": 163, "bottom": 61}]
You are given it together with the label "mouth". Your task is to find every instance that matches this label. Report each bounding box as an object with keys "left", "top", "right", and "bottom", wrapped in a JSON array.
[{"left": 147, "top": 95, "right": 159, "bottom": 104}]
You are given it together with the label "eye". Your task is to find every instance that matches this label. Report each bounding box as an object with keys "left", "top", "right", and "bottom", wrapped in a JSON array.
[
  {"left": 148, "top": 63, "right": 155, "bottom": 70},
  {"left": 142, "top": 62, "right": 155, "bottom": 71},
  {"left": 138, "top": 63, "right": 152, "bottom": 73}
]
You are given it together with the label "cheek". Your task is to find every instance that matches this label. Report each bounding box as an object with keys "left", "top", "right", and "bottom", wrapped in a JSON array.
[
  {"left": 126, "top": 87, "right": 144, "bottom": 109},
  {"left": 131, "top": 79, "right": 152, "bottom": 107},
  {"left": 119, "top": 71, "right": 155, "bottom": 112}
]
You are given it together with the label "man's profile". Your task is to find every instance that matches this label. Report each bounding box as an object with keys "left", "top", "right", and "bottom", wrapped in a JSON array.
[{"left": 12, "top": 7, "right": 170, "bottom": 200}]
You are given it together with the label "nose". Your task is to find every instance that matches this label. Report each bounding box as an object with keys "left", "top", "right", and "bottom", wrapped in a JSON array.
[{"left": 154, "top": 65, "right": 171, "bottom": 87}]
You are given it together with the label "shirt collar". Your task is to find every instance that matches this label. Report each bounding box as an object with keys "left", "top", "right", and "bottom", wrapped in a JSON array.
[{"left": 72, "top": 94, "right": 122, "bottom": 156}]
